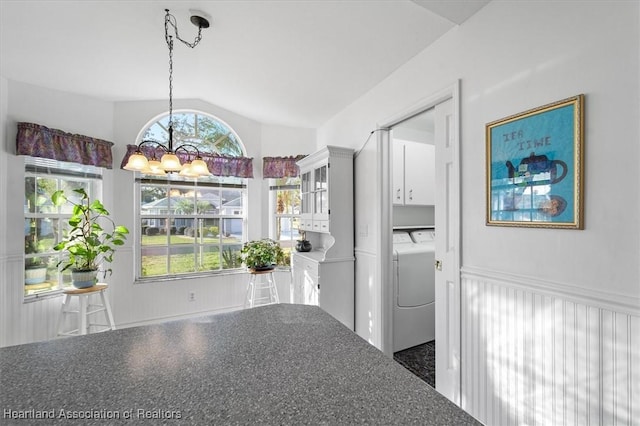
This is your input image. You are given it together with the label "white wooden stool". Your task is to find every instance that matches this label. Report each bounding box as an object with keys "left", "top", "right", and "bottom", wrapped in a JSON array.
[
  {"left": 57, "top": 284, "right": 116, "bottom": 337},
  {"left": 244, "top": 269, "right": 279, "bottom": 308}
]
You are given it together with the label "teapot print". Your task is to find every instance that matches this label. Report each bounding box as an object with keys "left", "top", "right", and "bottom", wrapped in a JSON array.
[{"left": 505, "top": 152, "right": 567, "bottom": 185}]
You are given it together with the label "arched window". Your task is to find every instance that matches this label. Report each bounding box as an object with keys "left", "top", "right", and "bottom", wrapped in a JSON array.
[
  {"left": 140, "top": 111, "right": 245, "bottom": 157},
  {"left": 133, "top": 111, "right": 248, "bottom": 280}
]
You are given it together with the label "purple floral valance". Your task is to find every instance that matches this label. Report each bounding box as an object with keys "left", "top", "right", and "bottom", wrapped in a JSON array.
[
  {"left": 262, "top": 155, "right": 307, "bottom": 178},
  {"left": 16, "top": 122, "right": 114, "bottom": 169},
  {"left": 120, "top": 144, "right": 254, "bottom": 178}
]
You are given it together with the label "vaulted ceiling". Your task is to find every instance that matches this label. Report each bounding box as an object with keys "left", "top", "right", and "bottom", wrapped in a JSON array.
[{"left": 0, "top": 0, "right": 489, "bottom": 128}]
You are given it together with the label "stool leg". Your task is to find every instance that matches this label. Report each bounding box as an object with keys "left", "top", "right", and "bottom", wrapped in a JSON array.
[
  {"left": 79, "top": 295, "right": 88, "bottom": 335},
  {"left": 269, "top": 272, "right": 279, "bottom": 304},
  {"left": 244, "top": 275, "right": 254, "bottom": 309},
  {"left": 57, "top": 294, "right": 71, "bottom": 336},
  {"left": 100, "top": 290, "right": 116, "bottom": 331},
  {"left": 249, "top": 275, "right": 257, "bottom": 308}
]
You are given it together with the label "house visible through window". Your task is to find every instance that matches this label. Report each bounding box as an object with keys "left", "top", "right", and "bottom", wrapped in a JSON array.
[
  {"left": 24, "top": 157, "right": 102, "bottom": 298},
  {"left": 135, "top": 111, "right": 247, "bottom": 280},
  {"left": 269, "top": 177, "right": 301, "bottom": 265}
]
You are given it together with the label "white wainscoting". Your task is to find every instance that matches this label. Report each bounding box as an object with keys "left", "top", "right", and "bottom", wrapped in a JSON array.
[
  {"left": 461, "top": 267, "right": 639, "bottom": 426},
  {"left": 0, "top": 253, "right": 292, "bottom": 348},
  {"left": 354, "top": 249, "right": 383, "bottom": 349}
]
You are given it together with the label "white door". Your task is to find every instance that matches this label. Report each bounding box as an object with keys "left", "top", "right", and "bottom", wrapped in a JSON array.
[{"left": 434, "top": 98, "right": 461, "bottom": 404}]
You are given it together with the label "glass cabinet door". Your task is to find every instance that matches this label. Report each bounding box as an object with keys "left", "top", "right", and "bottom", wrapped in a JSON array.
[
  {"left": 300, "top": 171, "right": 312, "bottom": 218},
  {"left": 314, "top": 165, "right": 328, "bottom": 219}
]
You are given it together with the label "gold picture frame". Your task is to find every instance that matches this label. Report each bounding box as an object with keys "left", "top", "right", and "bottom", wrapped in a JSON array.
[{"left": 486, "top": 94, "right": 584, "bottom": 229}]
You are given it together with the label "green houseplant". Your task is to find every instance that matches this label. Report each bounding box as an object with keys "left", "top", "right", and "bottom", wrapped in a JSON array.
[
  {"left": 51, "top": 188, "right": 129, "bottom": 288},
  {"left": 240, "top": 239, "right": 283, "bottom": 271}
]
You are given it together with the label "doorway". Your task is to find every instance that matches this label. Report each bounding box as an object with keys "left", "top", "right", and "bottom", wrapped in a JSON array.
[
  {"left": 389, "top": 108, "right": 438, "bottom": 388},
  {"left": 379, "top": 82, "right": 460, "bottom": 404}
]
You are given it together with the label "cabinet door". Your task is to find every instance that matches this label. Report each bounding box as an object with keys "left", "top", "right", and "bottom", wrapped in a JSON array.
[
  {"left": 392, "top": 142, "right": 405, "bottom": 205},
  {"left": 300, "top": 170, "right": 313, "bottom": 223},
  {"left": 313, "top": 164, "right": 329, "bottom": 221},
  {"left": 404, "top": 142, "right": 435, "bottom": 205},
  {"left": 292, "top": 254, "right": 319, "bottom": 306}
]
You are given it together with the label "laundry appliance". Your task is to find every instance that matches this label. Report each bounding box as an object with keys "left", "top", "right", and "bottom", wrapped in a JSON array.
[{"left": 392, "top": 229, "right": 436, "bottom": 352}]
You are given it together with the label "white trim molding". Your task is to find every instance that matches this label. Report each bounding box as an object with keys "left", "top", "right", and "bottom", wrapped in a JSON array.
[{"left": 460, "top": 266, "right": 639, "bottom": 426}]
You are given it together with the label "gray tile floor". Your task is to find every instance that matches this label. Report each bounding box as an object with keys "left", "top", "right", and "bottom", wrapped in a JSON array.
[{"left": 393, "top": 340, "right": 436, "bottom": 388}]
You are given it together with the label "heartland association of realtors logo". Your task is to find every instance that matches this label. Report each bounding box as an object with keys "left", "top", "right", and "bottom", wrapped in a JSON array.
[{"left": 3, "top": 408, "right": 182, "bottom": 420}]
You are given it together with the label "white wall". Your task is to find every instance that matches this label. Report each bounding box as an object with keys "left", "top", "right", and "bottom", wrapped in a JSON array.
[
  {"left": 0, "top": 81, "right": 315, "bottom": 347},
  {"left": 0, "top": 80, "right": 116, "bottom": 346},
  {"left": 319, "top": 1, "right": 639, "bottom": 424},
  {"left": 260, "top": 124, "right": 316, "bottom": 157},
  {"left": 321, "top": 0, "right": 639, "bottom": 298}
]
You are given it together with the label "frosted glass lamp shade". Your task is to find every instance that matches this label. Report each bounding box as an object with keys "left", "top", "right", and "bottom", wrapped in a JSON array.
[
  {"left": 190, "top": 158, "right": 211, "bottom": 176},
  {"left": 123, "top": 152, "right": 150, "bottom": 171},
  {"left": 160, "top": 152, "right": 182, "bottom": 172},
  {"left": 179, "top": 162, "right": 198, "bottom": 178},
  {"left": 144, "top": 159, "right": 166, "bottom": 175}
]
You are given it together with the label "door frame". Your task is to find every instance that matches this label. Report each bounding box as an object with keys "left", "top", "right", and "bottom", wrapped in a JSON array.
[{"left": 378, "top": 80, "right": 460, "bottom": 400}]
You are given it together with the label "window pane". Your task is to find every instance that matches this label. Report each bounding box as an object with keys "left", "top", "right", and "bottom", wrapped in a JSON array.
[
  {"left": 221, "top": 244, "right": 242, "bottom": 269},
  {"left": 199, "top": 218, "right": 220, "bottom": 242},
  {"left": 35, "top": 177, "right": 57, "bottom": 214},
  {"left": 197, "top": 245, "right": 220, "bottom": 271},
  {"left": 195, "top": 188, "right": 220, "bottom": 214},
  {"left": 170, "top": 245, "right": 196, "bottom": 274},
  {"left": 57, "top": 180, "right": 89, "bottom": 214},
  {"left": 175, "top": 218, "right": 196, "bottom": 243},
  {"left": 141, "top": 246, "right": 168, "bottom": 277},
  {"left": 141, "top": 185, "right": 168, "bottom": 210},
  {"left": 221, "top": 189, "right": 243, "bottom": 216},
  {"left": 221, "top": 218, "right": 243, "bottom": 242},
  {"left": 141, "top": 219, "right": 170, "bottom": 244}
]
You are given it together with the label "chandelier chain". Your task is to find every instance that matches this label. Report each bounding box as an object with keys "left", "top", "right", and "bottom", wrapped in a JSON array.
[
  {"left": 163, "top": 9, "right": 204, "bottom": 148},
  {"left": 165, "top": 11, "right": 204, "bottom": 49},
  {"left": 168, "top": 36, "right": 174, "bottom": 134}
]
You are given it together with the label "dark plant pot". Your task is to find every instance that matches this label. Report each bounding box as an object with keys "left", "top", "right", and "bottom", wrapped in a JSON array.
[
  {"left": 295, "top": 240, "right": 312, "bottom": 252},
  {"left": 25, "top": 266, "right": 47, "bottom": 285},
  {"left": 71, "top": 269, "right": 98, "bottom": 289},
  {"left": 250, "top": 265, "right": 276, "bottom": 272}
]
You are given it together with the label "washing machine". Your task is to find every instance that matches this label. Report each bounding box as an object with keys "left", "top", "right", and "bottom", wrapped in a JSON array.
[{"left": 392, "top": 229, "right": 436, "bottom": 352}]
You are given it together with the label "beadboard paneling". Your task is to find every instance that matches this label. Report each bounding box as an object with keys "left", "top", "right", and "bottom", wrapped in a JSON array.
[
  {"left": 0, "top": 254, "right": 292, "bottom": 348},
  {"left": 461, "top": 267, "right": 639, "bottom": 426}
]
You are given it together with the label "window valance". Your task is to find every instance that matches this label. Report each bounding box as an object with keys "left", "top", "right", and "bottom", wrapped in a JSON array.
[
  {"left": 120, "top": 145, "right": 254, "bottom": 178},
  {"left": 16, "top": 122, "right": 114, "bottom": 169},
  {"left": 262, "top": 155, "right": 307, "bottom": 178}
]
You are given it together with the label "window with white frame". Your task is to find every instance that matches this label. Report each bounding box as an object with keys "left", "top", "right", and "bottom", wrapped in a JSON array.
[
  {"left": 134, "top": 111, "right": 247, "bottom": 280},
  {"left": 24, "top": 157, "right": 102, "bottom": 298},
  {"left": 137, "top": 177, "right": 246, "bottom": 277},
  {"left": 269, "top": 177, "right": 301, "bottom": 265}
]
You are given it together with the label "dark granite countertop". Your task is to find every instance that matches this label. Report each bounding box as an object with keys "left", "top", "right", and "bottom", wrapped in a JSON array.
[{"left": 0, "top": 304, "right": 481, "bottom": 425}]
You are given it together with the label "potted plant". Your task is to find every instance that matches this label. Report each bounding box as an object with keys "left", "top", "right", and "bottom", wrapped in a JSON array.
[
  {"left": 240, "top": 239, "right": 283, "bottom": 271},
  {"left": 51, "top": 188, "right": 129, "bottom": 288}
]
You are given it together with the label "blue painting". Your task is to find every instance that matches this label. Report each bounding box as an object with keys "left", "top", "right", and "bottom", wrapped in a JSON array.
[{"left": 486, "top": 95, "right": 584, "bottom": 229}]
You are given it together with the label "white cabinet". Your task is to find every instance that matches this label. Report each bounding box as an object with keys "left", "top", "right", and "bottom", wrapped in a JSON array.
[
  {"left": 292, "top": 146, "right": 355, "bottom": 330},
  {"left": 291, "top": 254, "right": 319, "bottom": 306},
  {"left": 393, "top": 141, "right": 435, "bottom": 206},
  {"left": 291, "top": 251, "right": 354, "bottom": 330},
  {"left": 298, "top": 146, "right": 352, "bottom": 234}
]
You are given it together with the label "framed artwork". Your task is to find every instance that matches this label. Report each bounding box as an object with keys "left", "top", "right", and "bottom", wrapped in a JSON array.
[{"left": 486, "top": 94, "right": 584, "bottom": 229}]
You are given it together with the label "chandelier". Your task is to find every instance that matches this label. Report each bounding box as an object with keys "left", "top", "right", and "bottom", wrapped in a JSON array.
[{"left": 124, "top": 9, "right": 212, "bottom": 177}]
